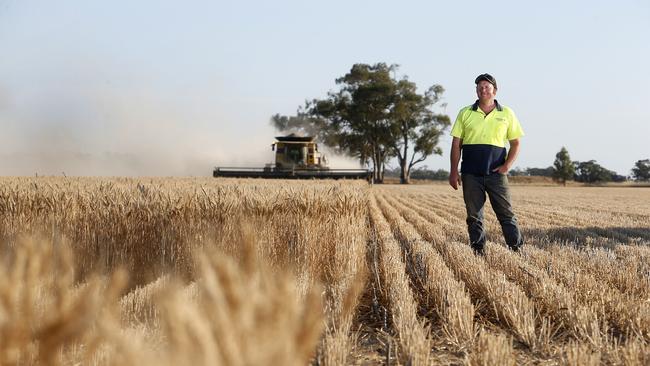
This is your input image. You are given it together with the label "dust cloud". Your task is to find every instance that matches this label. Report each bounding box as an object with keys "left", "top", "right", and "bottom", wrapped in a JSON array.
[
  {"left": 0, "top": 82, "right": 277, "bottom": 177},
  {"left": 313, "top": 145, "right": 364, "bottom": 170}
]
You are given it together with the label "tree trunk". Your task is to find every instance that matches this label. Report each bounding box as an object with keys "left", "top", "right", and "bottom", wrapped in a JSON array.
[
  {"left": 373, "top": 149, "right": 383, "bottom": 184},
  {"left": 373, "top": 162, "right": 378, "bottom": 183},
  {"left": 399, "top": 129, "right": 409, "bottom": 184},
  {"left": 399, "top": 157, "right": 410, "bottom": 184}
]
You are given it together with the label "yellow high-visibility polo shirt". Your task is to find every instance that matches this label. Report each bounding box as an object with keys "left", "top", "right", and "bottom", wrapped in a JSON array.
[{"left": 450, "top": 100, "right": 524, "bottom": 175}]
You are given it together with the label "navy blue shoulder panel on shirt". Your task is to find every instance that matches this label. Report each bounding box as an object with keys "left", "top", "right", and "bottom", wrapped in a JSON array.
[{"left": 460, "top": 144, "right": 507, "bottom": 175}]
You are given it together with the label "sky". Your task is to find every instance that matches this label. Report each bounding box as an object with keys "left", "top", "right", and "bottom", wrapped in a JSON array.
[{"left": 1, "top": 0, "right": 649, "bottom": 176}]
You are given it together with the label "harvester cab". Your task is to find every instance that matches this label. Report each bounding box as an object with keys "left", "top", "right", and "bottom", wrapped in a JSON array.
[
  {"left": 214, "top": 134, "right": 371, "bottom": 180},
  {"left": 272, "top": 134, "right": 325, "bottom": 170}
]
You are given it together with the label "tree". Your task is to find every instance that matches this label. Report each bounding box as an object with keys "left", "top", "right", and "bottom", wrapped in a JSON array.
[
  {"left": 313, "top": 63, "right": 396, "bottom": 182},
  {"left": 632, "top": 159, "right": 650, "bottom": 181},
  {"left": 574, "top": 160, "right": 613, "bottom": 183},
  {"left": 390, "top": 79, "right": 450, "bottom": 184},
  {"left": 552, "top": 147, "right": 574, "bottom": 186}
]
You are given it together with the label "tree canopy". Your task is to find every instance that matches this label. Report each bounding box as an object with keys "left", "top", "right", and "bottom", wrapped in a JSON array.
[
  {"left": 390, "top": 78, "right": 450, "bottom": 183},
  {"left": 552, "top": 147, "right": 574, "bottom": 186},
  {"left": 632, "top": 159, "right": 650, "bottom": 181},
  {"left": 511, "top": 150, "right": 641, "bottom": 185},
  {"left": 573, "top": 160, "right": 625, "bottom": 183}
]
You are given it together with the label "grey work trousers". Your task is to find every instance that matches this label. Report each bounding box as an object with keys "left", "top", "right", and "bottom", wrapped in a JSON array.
[{"left": 461, "top": 173, "right": 523, "bottom": 250}]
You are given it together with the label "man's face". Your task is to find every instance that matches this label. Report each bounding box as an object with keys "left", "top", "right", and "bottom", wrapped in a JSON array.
[{"left": 476, "top": 80, "right": 497, "bottom": 101}]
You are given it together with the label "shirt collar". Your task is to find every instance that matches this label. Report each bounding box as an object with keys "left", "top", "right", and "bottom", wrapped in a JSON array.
[{"left": 471, "top": 99, "right": 503, "bottom": 112}]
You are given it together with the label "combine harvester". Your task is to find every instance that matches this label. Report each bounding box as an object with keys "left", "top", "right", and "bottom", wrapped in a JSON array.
[{"left": 214, "top": 134, "right": 372, "bottom": 181}]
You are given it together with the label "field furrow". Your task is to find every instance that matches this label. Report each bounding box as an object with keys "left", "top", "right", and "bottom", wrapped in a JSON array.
[
  {"left": 524, "top": 244, "right": 650, "bottom": 341},
  {"left": 540, "top": 245, "right": 650, "bottom": 297},
  {"left": 373, "top": 194, "right": 476, "bottom": 349},
  {"left": 388, "top": 189, "right": 650, "bottom": 342},
  {"left": 377, "top": 191, "right": 549, "bottom": 351},
  {"left": 390, "top": 194, "right": 470, "bottom": 244},
  {"left": 403, "top": 186, "right": 650, "bottom": 251},
  {"left": 368, "top": 194, "right": 433, "bottom": 365},
  {"left": 480, "top": 243, "right": 607, "bottom": 346}
]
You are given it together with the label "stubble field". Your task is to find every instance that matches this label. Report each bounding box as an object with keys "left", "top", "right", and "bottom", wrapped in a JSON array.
[{"left": 0, "top": 177, "right": 648, "bottom": 365}]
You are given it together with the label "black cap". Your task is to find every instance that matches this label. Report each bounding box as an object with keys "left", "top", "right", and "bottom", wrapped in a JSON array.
[{"left": 475, "top": 73, "right": 497, "bottom": 89}]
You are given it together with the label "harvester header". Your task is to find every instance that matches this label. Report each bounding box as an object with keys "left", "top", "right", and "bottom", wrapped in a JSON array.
[{"left": 213, "top": 134, "right": 372, "bottom": 180}]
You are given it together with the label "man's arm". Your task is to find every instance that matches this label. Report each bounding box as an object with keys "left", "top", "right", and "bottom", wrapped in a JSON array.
[
  {"left": 492, "top": 139, "right": 520, "bottom": 174},
  {"left": 449, "top": 137, "right": 462, "bottom": 190}
]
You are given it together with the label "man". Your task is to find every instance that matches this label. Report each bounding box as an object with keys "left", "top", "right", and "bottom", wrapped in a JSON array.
[{"left": 448, "top": 73, "right": 524, "bottom": 255}]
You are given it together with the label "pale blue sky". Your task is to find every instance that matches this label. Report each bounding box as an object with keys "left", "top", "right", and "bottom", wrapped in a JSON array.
[{"left": 1, "top": 0, "right": 648, "bottom": 176}]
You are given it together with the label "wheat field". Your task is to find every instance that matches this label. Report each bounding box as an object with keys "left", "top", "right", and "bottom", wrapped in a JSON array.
[{"left": 0, "top": 177, "right": 648, "bottom": 365}]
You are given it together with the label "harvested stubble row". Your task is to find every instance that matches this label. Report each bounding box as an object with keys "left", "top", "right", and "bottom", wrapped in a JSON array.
[
  {"left": 377, "top": 191, "right": 548, "bottom": 352},
  {"left": 615, "top": 245, "right": 650, "bottom": 274},
  {"left": 374, "top": 194, "right": 476, "bottom": 348},
  {"left": 541, "top": 245, "right": 650, "bottom": 298},
  {"left": 524, "top": 246, "right": 650, "bottom": 342},
  {"left": 380, "top": 184, "right": 649, "bottom": 364},
  {"left": 376, "top": 195, "right": 525, "bottom": 365},
  {"left": 389, "top": 188, "right": 650, "bottom": 343},
  {"left": 368, "top": 194, "right": 432, "bottom": 365},
  {"left": 398, "top": 185, "right": 649, "bottom": 248},
  {"left": 395, "top": 187, "right": 648, "bottom": 279},
  {"left": 483, "top": 243, "right": 607, "bottom": 345},
  {"left": 392, "top": 194, "right": 466, "bottom": 243}
]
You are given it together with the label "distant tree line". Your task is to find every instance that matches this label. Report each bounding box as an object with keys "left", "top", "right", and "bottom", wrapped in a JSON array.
[
  {"left": 511, "top": 147, "right": 649, "bottom": 184},
  {"left": 271, "top": 63, "right": 450, "bottom": 184},
  {"left": 384, "top": 166, "right": 449, "bottom": 180},
  {"left": 509, "top": 166, "right": 555, "bottom": 177}
]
